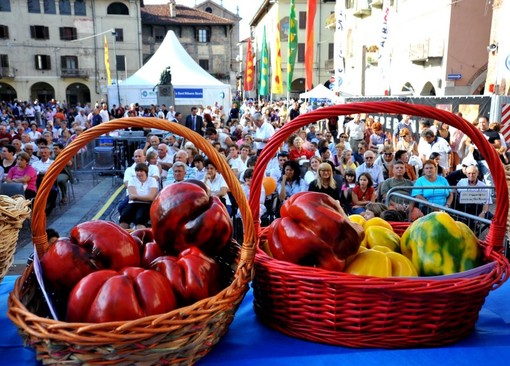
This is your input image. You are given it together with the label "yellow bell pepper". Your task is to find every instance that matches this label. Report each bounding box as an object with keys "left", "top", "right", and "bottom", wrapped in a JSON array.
[
  {"left": 344, "top": 247, "right": 417, "bottom": 277},
  {"left": 364, "top": 226, "right": 401, "bottom": 252}
]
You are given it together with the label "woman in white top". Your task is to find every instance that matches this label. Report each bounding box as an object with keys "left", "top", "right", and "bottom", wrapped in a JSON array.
[
  {"left": 28, "top": 123, "right": 42, "bottom": 141},
  {"left": 119, "top": 163, "right": 159, "bottom": 229},
  {"left": 203, "top": 158, "right": 232, "bottom": 216},
  {"left": 304, "top": 156, "right": 322, "bottom": 185}
]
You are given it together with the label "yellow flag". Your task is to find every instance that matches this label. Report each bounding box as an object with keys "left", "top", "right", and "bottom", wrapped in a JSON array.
[
  {"left": 271, "top": 6, "right": 283, "bottom": 95},
  {"left": 104, "top": 35, "right": 112, "bottom": 85}
]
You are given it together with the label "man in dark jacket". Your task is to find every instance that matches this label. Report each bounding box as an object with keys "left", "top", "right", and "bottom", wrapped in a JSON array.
[{"left": 185, "top": 106, "right": 204, "bottom": 136}]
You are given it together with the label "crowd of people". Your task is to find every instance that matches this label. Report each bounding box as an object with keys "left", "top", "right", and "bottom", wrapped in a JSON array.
[{"left": 0, "top": 98, "right": 502, "bottom": 230}]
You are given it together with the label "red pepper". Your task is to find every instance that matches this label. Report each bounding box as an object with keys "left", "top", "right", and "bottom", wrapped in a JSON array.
[
  {"left": 42, "top": 220, "right": 141, "bottom": 292},
  {"left": 267, "top": 192, "right": 364, "bottom": 271},
  {"left": 131, "top": 228, "right": 165, "bottom": 268},
  {"left": 150, "top": 182, "right": 232, "bottom": 256},
  {"left": 41, "top": 238, "right": 99, "bottom": 292},
  {"left": 69, "top": 220, "right": 141, "bottom": 270},
  {"left": 66, "top": 267, "right": 178, "bottom": 323},
  {"left": 150, "top": 246, "right": 222, "bottom": 306}
]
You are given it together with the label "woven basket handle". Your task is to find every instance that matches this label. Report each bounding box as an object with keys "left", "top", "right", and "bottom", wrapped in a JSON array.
[
  {"left": 32, "top": 118, "right": 256, "bottom": 270},
  {"left": 249, "top": 101, "right": 508, "bottom": 254}
]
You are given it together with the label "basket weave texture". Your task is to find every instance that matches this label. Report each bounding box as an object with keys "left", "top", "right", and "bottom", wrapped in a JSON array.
[
  {"left": 7, "top": 118, "right": 256, "bottom": 365},
  {"left": 0, "top": 195, "right": 31, "bottom": 282},
  {"left": 248, "top": 101, "right": 510, "bottom": 348}
]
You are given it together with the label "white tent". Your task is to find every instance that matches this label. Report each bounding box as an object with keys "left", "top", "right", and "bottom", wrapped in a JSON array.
[
  {"left": 108, "top": 30, "right": 230, "bottom": 108},
  {"left": 299, "top": 84, "right": 340, "bottom": 101}
]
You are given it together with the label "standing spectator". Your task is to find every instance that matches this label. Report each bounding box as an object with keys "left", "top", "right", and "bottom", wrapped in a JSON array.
[
  {"left": 253, "top": 112, "right": 275, "bottom": 155},
  {"left": 99, "top": 103, "right": 110, "bottom": 122},
  {"left": 287, "top": 101, "right": 300, "bottom": 122},
  {"left": 344, "top": 113, "right": 366, "bottom": 152},
  {"left": 185, "top": 106, "right": 204, "bottom": 136}
]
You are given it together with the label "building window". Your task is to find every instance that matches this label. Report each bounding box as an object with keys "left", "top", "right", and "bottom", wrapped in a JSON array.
[
  {"left": 0, "top": 0, "right": 11, "bottom": 12},
  {"left": 299, "top": 12, "right": 306, "bottom": 29},
  {"left": 154, "top": 26, "right": 165, "bottom": 42},
  {"left": 114, "top": 28, "right": 123, "bottom": 42},
  {"left": 74, "top": 0, "right": 86, "bottom": 16},
  {"left": 30, "top": 25, "right": 50, "bottom": 40},
  {"left": 0, "top": 25, "right": 8, "bottom": 39},
  {"left": 0, "top": 54, "right": 9, "bottom": 68},
  {"left": 345, "top": 0, "right": 355, "bottom": 9},
  {"left": 35, "top": 54, "right": 51, "bottom": 70},
  {"left": 116, "top": 55, "right": 125, "bottom": 72},
  {"left": 298, "top": 43, "right": 305, "bottom": 63},
  {"left": 199, "top": 59, "right": 209, "bottom": 70},
  {"left": 27, "top": 0, "right": 40, "bottom": 13},
  {"left": 328, "top": 43, "right": 334, "bottom": 59},
  {"left": 196, "top": 28, "right": 210, "bottom": 43},
  {"left": 59, "top": 0, "right": 71, "bottom": 15},
  {"left": 59, "top": 27, "right": 77, "bottom": 41},
  {"left": 107, "top": 2, "right": 129, "bottom": 15},
  {"left": 44, "top": 0, "right": 56, "bottom": 14},
  {"left": 61, "top": 55, "right": 78, "bottom": 70},
  {"left": 205, "top": 7, "right": 212, "bottom": 13}
]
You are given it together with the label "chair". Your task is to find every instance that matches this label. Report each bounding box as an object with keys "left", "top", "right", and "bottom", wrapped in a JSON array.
[{"left": 0, "top": 183, "right": 25, "bottom": 197}]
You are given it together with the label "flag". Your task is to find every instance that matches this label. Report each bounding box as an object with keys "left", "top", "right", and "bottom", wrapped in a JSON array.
[
  {"left": 287, "top": 0, "right": 298, "bottom": 93},
  {"left": 104, "top": 35, "right": 111, "bottom": 85},
  {"left": 305, "top": 0, "right": 317, "bottom": 90},
  {"left": 379, "top": 0, "right": 391, "bottom": 95},
  {"left": 271, "top": 5, "right": 283, "bottom": 94},
  {"left": 333, "top": 2, "right": 345, "bottom": 93},
  {"left": 244, "top": 37, "right": 255, "bottom": 91},
  {"left": 259, "top": 27, "right": 269, "bottom": 96}
]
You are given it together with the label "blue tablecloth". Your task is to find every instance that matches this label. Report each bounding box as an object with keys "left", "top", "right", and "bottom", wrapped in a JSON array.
[{"left": 2, "top": 275, "right": 509, "bottom": 366}]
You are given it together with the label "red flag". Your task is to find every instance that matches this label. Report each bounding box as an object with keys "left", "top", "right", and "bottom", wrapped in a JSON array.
[
  {"left": 244, "top": 38, "right": 255, "bottom": 91},
  {"left": 305, "top": 0, "right": 317, "bottom": 90}
]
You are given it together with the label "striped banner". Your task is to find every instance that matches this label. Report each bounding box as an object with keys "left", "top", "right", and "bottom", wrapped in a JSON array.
[{"left": 501, "top": 103, "right": 510, "bottom": 147}]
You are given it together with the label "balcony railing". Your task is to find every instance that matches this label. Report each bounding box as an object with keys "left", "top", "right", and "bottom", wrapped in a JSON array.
[
  {"left": 0, "top": 66, "right": 15, "bottom": 78},
  {"left": 60, "top": 68, "right": 89, "bottom": 79}
]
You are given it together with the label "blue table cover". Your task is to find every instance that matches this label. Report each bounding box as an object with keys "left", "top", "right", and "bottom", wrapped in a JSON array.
[{"left": 2, "top": 275, "right": 509, "bottom": 366}]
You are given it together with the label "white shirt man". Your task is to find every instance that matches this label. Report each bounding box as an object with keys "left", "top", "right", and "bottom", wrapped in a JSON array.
[
  {"left": 344, "top": 114, "right": 366, "bottom": 152},
  {"left": 99, "top": 103, "right": 110, "bottom": 122},
  {"left": 253, "top": 112, "right": 275, "bottom": 152},
  {"left": 419, "top": 128, "right": 452, "bottom": 174},
  {"left": 156, "top": 143, "right": 174, "bottom": 180},
  {"left": 356, "top": 151, "right": 385, "bottom": 188}
]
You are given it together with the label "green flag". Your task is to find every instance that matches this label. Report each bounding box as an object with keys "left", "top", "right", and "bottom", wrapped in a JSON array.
[
  {"left": 259, "top": 26, "right": 269, "bottom": 96},
  {"left": 287, "top": 0, "right": 298, "bottom": 92}
]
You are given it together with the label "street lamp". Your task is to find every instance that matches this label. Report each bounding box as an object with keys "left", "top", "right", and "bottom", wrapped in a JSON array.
[{"left": 111, "top": 30, "right": 121, "bottom": 106}]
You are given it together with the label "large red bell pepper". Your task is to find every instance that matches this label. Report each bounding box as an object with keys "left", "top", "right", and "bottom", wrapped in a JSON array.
[
  {"left": 267, "top": 192, "right": 364, "bottom": 272},
  {"left": 130, "top": 228, "right": 165, "bottom": 268},
  {"left": 150, "top": 181, "right": 232, "bottom": 256},
  {"left": 42, "top": 220, "right": 141, "bottom": 292},
  {"left": 66, "top": 267, "right": 177, "bottom": 323},
  {"left": 150, "top": 246, "right": 222, "bottom": 306}
]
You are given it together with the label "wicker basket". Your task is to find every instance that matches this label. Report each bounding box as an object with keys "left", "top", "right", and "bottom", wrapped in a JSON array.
[
  {"left": 0, "top": 195, "right": 31, "bottom": 283},
  {"left": 8, "top": 118, "right": 256, "bottom": 365},
  {"left": 248, "top": 101, "right": 510, "bottom": 348}
]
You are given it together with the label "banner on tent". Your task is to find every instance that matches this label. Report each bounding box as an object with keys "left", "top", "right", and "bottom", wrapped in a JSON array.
[
  {"left": 140, "top": 89, "right": 157, "bottom": 100},
  {"left": 175, "top": 88, "right": 204, "bottom": 99}
]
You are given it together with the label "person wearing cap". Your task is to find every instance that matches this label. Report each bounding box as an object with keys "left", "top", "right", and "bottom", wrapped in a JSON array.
[
  {"left": 253, "top": 112, "right": 275, "bottom": 155},
  {"left": 445, "top": 157, "right": 475, "bottom": 186}
]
